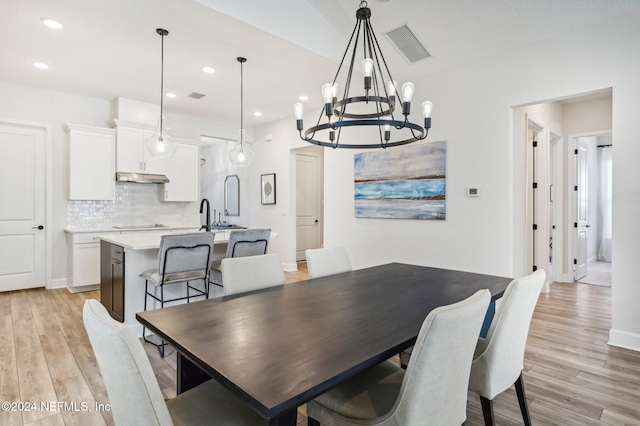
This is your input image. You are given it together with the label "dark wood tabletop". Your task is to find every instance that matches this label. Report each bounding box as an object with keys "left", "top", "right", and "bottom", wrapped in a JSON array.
[{"left": 136, "top": 262, "right": 511, "bottom": 425}]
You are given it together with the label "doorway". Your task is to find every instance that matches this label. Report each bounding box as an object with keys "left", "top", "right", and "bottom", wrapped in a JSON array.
[
  {"left": 295, "top": 146, "right": 324, "bottom": 262},
  {"left": 0, "top": 119, "right": 49, "bottom": 291},
  {"left": 571, "top": 132, "right": 613, "bottom": 287}
]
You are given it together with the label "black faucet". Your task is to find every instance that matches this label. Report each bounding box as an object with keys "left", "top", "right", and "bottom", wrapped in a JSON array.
[{"left": 199, "top": 198, "right": 211, "bottom": 232}]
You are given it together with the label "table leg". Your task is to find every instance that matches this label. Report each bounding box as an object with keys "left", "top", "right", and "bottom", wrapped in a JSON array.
[
  {"left": 176, "top": 352, "right": 211, "bottom": 394},
  {"left": 480, "top": 300, "right": 496, "bottom": 338},
  {"left": 268, "top": 408, "right": 297, "bottom": 426}
]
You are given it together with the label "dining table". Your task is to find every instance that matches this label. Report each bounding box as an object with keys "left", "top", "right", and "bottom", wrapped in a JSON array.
[{"left": 136, "top": 262, "right": 512, "bottom": 425}]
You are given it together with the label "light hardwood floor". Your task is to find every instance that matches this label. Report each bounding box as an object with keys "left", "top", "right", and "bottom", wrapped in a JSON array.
[{"left": 1, "top": 265, "right": 640, "bottom": 425}]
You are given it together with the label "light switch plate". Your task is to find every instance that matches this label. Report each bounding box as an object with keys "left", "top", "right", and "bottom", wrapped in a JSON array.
[{"left": 467, "top": 187, "right": 479, "bottom": 197}]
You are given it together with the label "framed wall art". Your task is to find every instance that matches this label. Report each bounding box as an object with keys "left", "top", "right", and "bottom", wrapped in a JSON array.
[
  {"left": 354, "top": 141, "right": 446, "bottom": 220},
  {"left": 261, "top": 173, "right": 276, "bottom": 205}
]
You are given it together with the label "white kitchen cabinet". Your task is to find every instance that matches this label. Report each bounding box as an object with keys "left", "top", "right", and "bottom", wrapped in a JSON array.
[
  {"left": 66, "top": 231, "right": 120, "bottom": 292},
  {"left": 110, "top": 119, "right": 165, "bottom": 175},
  {"left": 161, "top": 142, "right": 199, "bottom": 202},
  {"left": 65, "top": 124, "right": 116, "bottom": 200}
]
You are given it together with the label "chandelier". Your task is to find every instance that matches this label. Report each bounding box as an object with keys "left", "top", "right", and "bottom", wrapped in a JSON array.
[
  {"left": 229, "top": 57, "right": 254, "bottom": 167},
  {"left": 146, "top": 28, "right": 177, "bottom": 158},
  {"left": 294, "top": 1, "right": 432, "bottom": 149}
]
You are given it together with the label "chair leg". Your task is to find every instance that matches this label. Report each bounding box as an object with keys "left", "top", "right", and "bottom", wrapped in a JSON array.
[
  {"left": 307, "top": 417, "right": 320, "bottom": 426},
  {"left": 515, "top": 372, "right": 532, "bottom": 426},
  {"left": 187, "top": 281, "right": 190, "bottom": 303},
  {"left": 480, "top": 396, "right": 495, "bottom": 426}
]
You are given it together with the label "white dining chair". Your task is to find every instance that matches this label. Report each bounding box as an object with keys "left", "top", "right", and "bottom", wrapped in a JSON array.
[
  {"left": 307, "top": 289, "right": 491, "bottom": 426},
  {"left": 468, "top": 269, "right": 546, "bottom": 426},
  {"left": 82, "top": 299, "right": 266, "bottom": 425},
  {"left": 305, "top": 246, "right": 352, "bottom": 279},
  {"left": 209, "top": 228, "right": 271, "bottom": 288},
  {"left": 221, "top": 253, "right": 285, "bottom": 296}
]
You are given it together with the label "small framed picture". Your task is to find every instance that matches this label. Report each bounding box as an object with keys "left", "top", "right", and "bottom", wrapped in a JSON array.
[{"left": 261, "top": 173, "right": 276, "bottom": 205}]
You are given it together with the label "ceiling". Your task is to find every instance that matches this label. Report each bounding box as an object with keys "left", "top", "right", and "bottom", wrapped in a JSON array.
[{"left": 1, "top": 0, "right": 638, "bottom": 128}]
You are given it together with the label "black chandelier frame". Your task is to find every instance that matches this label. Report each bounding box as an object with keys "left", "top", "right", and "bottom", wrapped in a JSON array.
[{"left": 297, "top": 1, "right": 431, "bottom": 149}]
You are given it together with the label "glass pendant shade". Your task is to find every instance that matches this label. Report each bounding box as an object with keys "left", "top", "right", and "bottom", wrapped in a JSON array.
[
  {"left": 146, "top": 114, "right": 177, "bottom": 158},
  {"left": 228, "top": 129, "right": 254, "bottom": 167}
]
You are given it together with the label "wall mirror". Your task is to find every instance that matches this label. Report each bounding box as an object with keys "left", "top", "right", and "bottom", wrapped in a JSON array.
[{"left": 224, "top": 175, "right": 240, "bottom": 216}]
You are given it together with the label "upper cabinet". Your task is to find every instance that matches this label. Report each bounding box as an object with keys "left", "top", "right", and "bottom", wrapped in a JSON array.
[
  {"left": 65, "top": 123, "right": 116, "bottom": 200},
  {"left": 110, "top": 119, "right": 165, "bottom": 175},
  {"left": 161, "top": 141, "right": 199, "bottom": 202}
]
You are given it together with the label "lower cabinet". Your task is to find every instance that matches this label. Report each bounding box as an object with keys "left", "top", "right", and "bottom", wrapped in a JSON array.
[{"left": 100, "top": 241, "right": 125, "bottom": 322}]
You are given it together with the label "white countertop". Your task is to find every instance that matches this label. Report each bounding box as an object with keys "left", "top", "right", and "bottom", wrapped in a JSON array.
[
  {"left": 97, "top": 230, "right": 277, "bottom": 251},
  {"left": 64, "top": 225, "right": 200, "bottom": 234},
  {"left": 97, "top": 231, "right": 222, "bottom": 251}
]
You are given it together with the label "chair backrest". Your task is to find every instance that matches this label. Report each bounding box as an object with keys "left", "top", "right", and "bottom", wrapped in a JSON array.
[
  {"left": 225, "top": 229, "right": 270, "bottom": 258},
  {"left": 389, "top": 289, "right": 491, "bottom": 425},
  {"left": 157, "top": 233, "right": 214, "bottom": 281},
  {"left": 83, "top": 299, "right": 173, "bottom": 426},
  {"left": 469, "top": 270, "right": 545, "bottom": 398},
  {"left": 221, "top": 253, "right": 285, "bottom": 296},
  {"left": 305, "top": 246, "right": 352, "bottom": 279}
]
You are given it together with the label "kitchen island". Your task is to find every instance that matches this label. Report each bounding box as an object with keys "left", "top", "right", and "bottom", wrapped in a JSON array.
[
  {"left": 98, "top": 231, "right": 228, "bottom": 336},
  {"left": 97, "top": 230, "right": 277, "bottom": 336}
]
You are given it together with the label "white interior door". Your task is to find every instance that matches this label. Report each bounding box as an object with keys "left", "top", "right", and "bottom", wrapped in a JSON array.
[
  {"left": 296, "top": 149, "right": 322, "bottom": 262},
  {"left": 0, "top": 121, "right": 46, "bottom": 291},
  {"left": 575, "top": 139, "right": 589, "bottom": 280}
]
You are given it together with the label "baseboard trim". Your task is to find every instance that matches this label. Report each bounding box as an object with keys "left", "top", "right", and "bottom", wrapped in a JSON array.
[
  {"left": 282, "top": 262, "right": 298, "bottom": 272},
  {"left": 608, "top": 329, "right": 640, "bottom": 352},
  {"left": 48, "top": 278, "right": 68, "bottom": 290}
]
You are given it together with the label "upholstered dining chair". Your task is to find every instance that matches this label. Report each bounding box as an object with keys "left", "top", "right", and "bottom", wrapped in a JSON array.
[
  {"left": 221, "top": 253, "right": 285, "bottom": 296},
  {"left": 307, "top": 289, "right": 491, "bottom": 426},
  {"left": 83, "top": 299, "right": 266, "bottom": 426},
  {"left": 209, "top": 228, "right": 271, "bottom": 288},
  {"left": 305, "top": 246, "right": 352, "bottom": 279},
  {"left": 140, "top": 232, "right": 214, "bottom": 357},
  {"left": 468, "top": 269, "right": 546, "bottom": 426}
]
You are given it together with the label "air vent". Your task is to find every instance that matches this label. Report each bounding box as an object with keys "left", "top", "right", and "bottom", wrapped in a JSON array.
[
  {"left": 385, "top": 25, "right": 430, "bottom": 64},
  {"left": 187, "top": 92, "right": 205, "bottom": 99}
]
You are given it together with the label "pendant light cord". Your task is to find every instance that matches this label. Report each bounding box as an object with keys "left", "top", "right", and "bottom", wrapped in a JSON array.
[
  {"left": 240, "top": 59, "right": 243, "bottom": 146},
  {"left": 160, "top": 31, "right": 165, "bottom": 131}
]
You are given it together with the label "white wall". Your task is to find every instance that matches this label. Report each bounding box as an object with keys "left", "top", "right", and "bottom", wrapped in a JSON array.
[{"left": 251, "top": 12, "right": 640, "bottom": 351}]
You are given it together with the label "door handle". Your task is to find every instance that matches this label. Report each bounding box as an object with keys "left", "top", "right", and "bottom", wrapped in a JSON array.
[
  {"left": 586, "top": 224, "right": 591, "bottom": 228},
  {"left": 32, "top": 225, "right": 44, "bottom": 230},
  {"left": 315, "top": 219, "right": 319, "bottom": 223}
]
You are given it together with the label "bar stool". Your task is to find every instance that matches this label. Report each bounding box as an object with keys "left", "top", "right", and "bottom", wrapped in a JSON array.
[
  {"left": 141, "top": 232, "right": 214, "bottom": 357},
  {"left": 208, "top": 229, "right": 270, "bottom": 289}
]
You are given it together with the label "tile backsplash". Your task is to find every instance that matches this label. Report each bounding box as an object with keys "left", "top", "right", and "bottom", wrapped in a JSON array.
[{"left": 67, "top": 182, "right": 199, "bottom": 229}]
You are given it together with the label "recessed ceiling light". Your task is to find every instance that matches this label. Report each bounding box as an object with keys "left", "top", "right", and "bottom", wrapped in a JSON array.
[
  {"left": 298, "top": 95, "right": 309, "bottom": 101},
  {"left": 41, "top": 18, "right": 63, "bottom": 29},
  {"left": 33, "top": 62, "right": 49, "bottom": 69},
  {"left": 202, "top": 66, "right": 215, "bottom": 74},
  {"left": 253, "top": 112, "right": 263, "bottom": 117},
  {"left": 166, "top": 92, "right": 177, "bottom": 98}
]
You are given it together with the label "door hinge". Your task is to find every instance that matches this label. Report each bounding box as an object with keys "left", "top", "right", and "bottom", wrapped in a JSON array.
[
  {"left": 552, "top": 225, "right": 556, "bottom": 229},
  {"left": 574, "top": 185, "right": 578, "bottom": 191},
  {"left": 533, "top": 224, "right": 538, "bottom": 230},
  {"left": 573, "top": 259, "right": 577, "bottom": 265},
  {"left": 575, "top": 149, "right": 578, "bottom": 154},
  {"left": 533, "top": 265, "right": 538, "bottom": 272},
  {"left": 533, "top": 182, "right": 538, "bottom": 189},
  {"left": 574, "top": 222, "right": 577, "bottom": 228},
  {"left": 533, "top": 141, "right": 538, "bottom": 147}
]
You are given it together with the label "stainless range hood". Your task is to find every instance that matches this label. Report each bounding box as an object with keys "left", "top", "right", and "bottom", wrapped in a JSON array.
[{"left": 116, "top": 172, "right": 170, "bottom": 184}]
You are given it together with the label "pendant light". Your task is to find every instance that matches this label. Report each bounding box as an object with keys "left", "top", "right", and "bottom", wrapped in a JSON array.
[
  {"left": 145, "top": 28, "right": 177, "bottom": 158},
  {"left": 228, "top": 57, "right": 254, "bottom": 167}
]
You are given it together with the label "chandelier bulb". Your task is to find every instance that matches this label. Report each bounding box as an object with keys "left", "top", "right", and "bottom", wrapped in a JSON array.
[
  {"left": 362, "top": 58, "right": 374, "bottom": 77},
  {"left": 331, "top": 82, "right": 339, "bottom": 103},
  {"left": 422, "top": 101, "right": 433, "bottom": 118},
  {"left": 293, "top": 103, "right": 304, "bottom": 120},
  {"left": 401, "top": 82, "right": 415, "bottom": 103},
  {"left": 321, "top": 83, "right": 333, "bottom": 104}
]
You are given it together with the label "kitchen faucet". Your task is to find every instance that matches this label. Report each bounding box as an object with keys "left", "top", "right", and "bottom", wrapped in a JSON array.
[{"left": 199, "top": 198, "right": 211, "bottom": 232}]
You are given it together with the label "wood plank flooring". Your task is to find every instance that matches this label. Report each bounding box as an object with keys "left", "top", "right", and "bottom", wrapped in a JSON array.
[{"left": 1, "top": 265, "right": 639, "bottom": 425}]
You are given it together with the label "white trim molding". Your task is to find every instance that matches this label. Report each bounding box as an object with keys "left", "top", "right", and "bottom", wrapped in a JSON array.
[{"left": 609, "top": 328, "right": 640, "bottom": 352}]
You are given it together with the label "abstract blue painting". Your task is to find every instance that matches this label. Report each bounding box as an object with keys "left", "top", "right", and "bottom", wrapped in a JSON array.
[{"left": 354, "top": 141, "right": 446, "bottom": 220}]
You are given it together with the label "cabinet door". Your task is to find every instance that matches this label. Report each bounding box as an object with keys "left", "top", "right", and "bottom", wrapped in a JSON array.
[
  {"left": 142, "top": 129, "right": 166, "bottom": 175},
  {"left": 162, "top": 143, "right": 199, "bottom": 202},
  {"left": 72, "top": 243, "right": 101, "bottom": 286},
  {"left": 116, "top": 127, "right": 144, "bottom": 173},
  {"left": 100, "top": 241, "right": 113, "bottom": 312},
  {"left": 111, "top": 257, "right": 125, "bottom": 322},
  {"left": 68, "top": 126, "right": 116, "bottom": 200}
]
